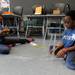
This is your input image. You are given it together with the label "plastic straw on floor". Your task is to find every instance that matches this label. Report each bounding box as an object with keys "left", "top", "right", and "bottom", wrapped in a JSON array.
[
  {"left": 30, "top": 42, "right": 46, "bottom": 48},
  {"left": 30, "top": 42, "right": 38, "bottom": 46}
]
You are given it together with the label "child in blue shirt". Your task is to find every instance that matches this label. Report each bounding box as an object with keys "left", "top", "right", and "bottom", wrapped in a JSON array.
[{"left": 53, "top": 10, "right": 75, "bottom": 70}]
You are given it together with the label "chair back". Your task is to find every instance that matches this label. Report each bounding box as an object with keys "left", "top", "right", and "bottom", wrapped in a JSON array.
[{"left": 13, "top": 6, "right": 23, "bottom": 16}]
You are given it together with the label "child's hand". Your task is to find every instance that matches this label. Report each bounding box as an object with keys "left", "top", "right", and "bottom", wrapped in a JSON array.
[{"left": 56, "top": 48, "right": 67, "bottom": 58}]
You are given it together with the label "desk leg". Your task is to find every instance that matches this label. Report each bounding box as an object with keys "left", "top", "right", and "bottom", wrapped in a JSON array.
[
  {"left": 42, "top": 18, "right": 45, "bottom": 39},
  {"left": 25, "top": 21, "right": 29, "bottom": 38},
  {"left": 43, "top": 18, "right": 46, "bottom": 40},
  {"left": 44, "top": 17, "right": 50, "bottom": 40}
]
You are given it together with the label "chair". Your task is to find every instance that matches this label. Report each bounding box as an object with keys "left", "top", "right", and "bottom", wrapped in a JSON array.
[
  {"left": 25, "top": 18, "right": 44, "bottom": 37},
  {"left": 25, "top": 5, "right": 44, "bottom": 38},
  {"left": 55, "top": 3, "right": 65, "bottom": 14},
  {"left": 45, "top": 17, "right": 64, "bottom": 49},
  {"left": 13, "top": 6, "right": 24, "bottom": 36}
]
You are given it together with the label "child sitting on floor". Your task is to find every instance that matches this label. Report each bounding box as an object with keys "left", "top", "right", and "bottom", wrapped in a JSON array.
[
  {"left": 49, "top": 10, "right": 75, "bottom": 70},
  {"left": 0, "top": 15, "right": 11, "bottom": 54}
]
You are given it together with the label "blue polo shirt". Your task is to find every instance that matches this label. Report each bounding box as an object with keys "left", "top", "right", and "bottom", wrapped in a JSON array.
[
  {"left": 62, "top": 29, "right": 75, "bottom": 70},
  {"left": 62, "top": 29, "right": 75, "bottom": 48}
]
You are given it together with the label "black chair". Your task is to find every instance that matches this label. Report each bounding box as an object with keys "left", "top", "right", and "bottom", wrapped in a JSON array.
[{"left": 13, "top": 6, "right": 25, "bottom": 36}]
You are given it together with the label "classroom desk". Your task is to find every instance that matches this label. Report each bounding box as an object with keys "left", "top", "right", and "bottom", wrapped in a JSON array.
[
  {"left": 25, "top": 14, "right": 65, "bottom": 39},
  {"left": 2, "top": 14, "right": 21, "bottom": 37}
]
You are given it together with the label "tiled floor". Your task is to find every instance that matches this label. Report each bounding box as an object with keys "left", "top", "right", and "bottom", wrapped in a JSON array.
[{"left": 0, "top": 38, "right": 75, "bottom": 75}]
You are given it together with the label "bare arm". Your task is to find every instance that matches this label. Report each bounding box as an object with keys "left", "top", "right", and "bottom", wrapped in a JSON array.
[
  {"left": 56, "top": 45, "right": 75, "bottom": 58},
  {"left": 65, "top": 45, "right": 75, "bottom": 52},
  {"left": 55, "top": 44, "right": 64, "bottom": 49}
]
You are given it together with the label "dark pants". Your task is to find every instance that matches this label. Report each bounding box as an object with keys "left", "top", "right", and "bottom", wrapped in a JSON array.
[{"left": 0, "top": 44, "right": 10, "bottom": 54}]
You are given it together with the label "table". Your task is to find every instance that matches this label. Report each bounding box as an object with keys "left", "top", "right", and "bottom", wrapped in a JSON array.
[
  {"left": 2, "top": 14, "right": 21, "bottom": 37},
  {"left": 25, "top": 14, "right": 65, "bottom": 39}
]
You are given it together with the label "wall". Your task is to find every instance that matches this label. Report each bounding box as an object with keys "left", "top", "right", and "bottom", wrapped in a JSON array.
[{"left": 11, "top": 0, "right": 75, "bottom": 14}]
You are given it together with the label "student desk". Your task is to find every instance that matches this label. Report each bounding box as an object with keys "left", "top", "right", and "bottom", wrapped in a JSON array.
[
  {"left": 25, "top": 14, "right": 65, "bottom": 39},
  {"left": 2, "top": 14, "right": 21, "bottom": 37}
]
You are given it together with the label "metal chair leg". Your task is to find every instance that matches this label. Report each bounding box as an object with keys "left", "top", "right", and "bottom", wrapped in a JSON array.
[{"left": 25, "top": 25, "right": 29, "bottom": 38}]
